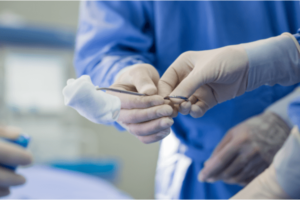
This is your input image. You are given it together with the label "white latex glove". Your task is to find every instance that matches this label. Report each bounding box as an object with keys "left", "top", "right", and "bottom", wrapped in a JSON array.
[
  {"left": 231, "top": 126, "right": 300, "bottom": 199},
  {"left": 63, "top": 75, "right": 121, "bottom": 124},
  {"left": 273, "top": 126, "right": 300, "bottom": 198},
  {"left": 108, "top": 64, "right": 176, "bottom": 144},
  {"left": 158, "top": 33, "right": 300, "bottom": 118},
  {"left": 198, "top": 111, "right": 290, "bottom": 186},
  {"left": 0, "top": 126, "right": 32, "bottom": 197},
  {"left": 231, "top": 164, "right": 289, "bottom": 199}
]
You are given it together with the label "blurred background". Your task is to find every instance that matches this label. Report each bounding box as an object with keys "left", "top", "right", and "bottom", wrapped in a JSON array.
[{"left": 0, "top": 1, "right": 160, "bottom": 199}]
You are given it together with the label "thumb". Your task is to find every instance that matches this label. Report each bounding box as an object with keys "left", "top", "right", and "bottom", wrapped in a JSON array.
[
  {"left": 134, "top": 75, "right": 158, "bottom": 95},
  {"left": 0, "top": 126, "right": 21, "bottom": 140},
  {"left": 159, "top": 51, "right": 211, "bottom": 101},
  {"left": 169, "top": 70, "right": 208, "bottom": 104},
  {"left": 158, "top": 51, "right": 197, "bottom": 98},
  {"left": 158, "top": 67, "right": 179, "bottom": 98},
  {"left": 130, "top": 64, "right": 160, "bottom": 95}
]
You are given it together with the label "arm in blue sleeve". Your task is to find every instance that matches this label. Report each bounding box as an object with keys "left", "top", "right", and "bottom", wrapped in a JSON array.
[
  {"left": 74, "top": 1, "right": 154, "bottom": 88},
  {"left": 74, "top": 2, "right": 154, "bottom": 131},
  {"left": 293, "top": 29, "right": 300, "bottom": 46},
  {"left": 288, "top": 95, "right": 300, "bottom": 128},
  {"left": 266, "top": 87, "right": 300, "bottom": 128}
]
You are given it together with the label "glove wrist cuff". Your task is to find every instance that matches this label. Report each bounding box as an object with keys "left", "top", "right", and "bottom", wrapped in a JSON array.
[
  {"left": 242, "top": 33, "right": 300, "bottom": 91},
  {"left": 273, "top": 127, "right": 300, "bottom": 199},
  {"left": 231, "top": 164, "right": 289, "bottom": 199},
  {"left": 284, "top": 32, "right": 300, "bottom": 53}
]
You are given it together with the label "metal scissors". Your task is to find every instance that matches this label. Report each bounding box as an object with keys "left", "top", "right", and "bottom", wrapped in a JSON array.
[{"left": 96, "top": 87, "right": 188, "bottom": 101}]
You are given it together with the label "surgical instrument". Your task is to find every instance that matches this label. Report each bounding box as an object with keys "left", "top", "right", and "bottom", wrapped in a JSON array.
[{"left": 96, "top": 87, "right": 189, "bottom": 101}]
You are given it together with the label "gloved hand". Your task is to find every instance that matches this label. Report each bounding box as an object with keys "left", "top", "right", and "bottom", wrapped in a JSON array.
[
  {"left": 231, "top": 126, "right": 300, "bottom": 199},
  {"left": 198, "top": 111, "right": 290, "bottom": 186},
  {"left": 230, "top": 164, "right": 289, "bottom": 199},
  {"left": 0, "top": 126, "right": 32, "bottom": 197},
  {"left": 109, "top": 63, "right": 176, "bottom": 144},
  {"left": 158, "top": 33, "right": 300, "bottom": 118}
]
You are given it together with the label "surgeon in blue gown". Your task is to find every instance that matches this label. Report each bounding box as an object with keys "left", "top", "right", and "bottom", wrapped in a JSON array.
[{"left": 74, "top": 1, "right": 300, "bottom": 199}]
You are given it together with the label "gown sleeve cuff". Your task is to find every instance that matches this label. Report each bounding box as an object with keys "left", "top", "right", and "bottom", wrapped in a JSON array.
[
  {"left": 266, "top": 87, "right": 300, "bottom": 128},
  {"left": 293, "top": 28, "right": 300, "bottom": 48},
  {"left": 243, "top": 33, "right": 300, "bottom": 91}
]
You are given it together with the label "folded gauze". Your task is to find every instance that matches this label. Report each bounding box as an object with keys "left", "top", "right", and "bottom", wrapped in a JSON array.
[{"left": 62, "top": 75, "right": 121, "bottom": 124}]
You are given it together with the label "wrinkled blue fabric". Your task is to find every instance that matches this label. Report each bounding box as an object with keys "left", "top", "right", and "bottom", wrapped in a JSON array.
[
  {"left": 293, "top": 29, "right": 300, "bottom": 45},
  {"left": 75, "top": 1, "right": 300, "bottom": 199}
]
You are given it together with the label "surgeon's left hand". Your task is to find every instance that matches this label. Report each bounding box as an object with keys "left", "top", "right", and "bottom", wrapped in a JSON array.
[
  {"left": 198, "top": 112, "right": 290, "bottom": 186},
  {"left": 108, "top": 63, "right": 176, "bottom": 144}
]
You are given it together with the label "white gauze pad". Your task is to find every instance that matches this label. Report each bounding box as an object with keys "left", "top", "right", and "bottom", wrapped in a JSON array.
[{"left": 62, "top": 75, "right": 121, "bottom": 124}]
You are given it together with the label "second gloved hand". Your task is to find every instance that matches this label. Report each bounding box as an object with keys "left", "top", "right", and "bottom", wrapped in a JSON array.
[
  {"left": 158, "top": 33, "right": 300, "bottom": 118},
  {"left": 198, "top": 112, "right": 290, "bottom": 186},
  {"left": 231, "top": 126, "right": 300, "bottom": 199},
  {"left": 109, "top": 63, "right": 176, "bottom": 144}
]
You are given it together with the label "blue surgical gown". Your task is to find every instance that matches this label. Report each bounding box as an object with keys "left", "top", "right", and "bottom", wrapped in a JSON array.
[{"left": 74, "top": 1, "right": 300, "bottom": 199}]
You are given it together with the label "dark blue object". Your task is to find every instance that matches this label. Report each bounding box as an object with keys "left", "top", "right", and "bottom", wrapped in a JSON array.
[{"left": 1, "top": 135, "right": 30, "bottom": 171}]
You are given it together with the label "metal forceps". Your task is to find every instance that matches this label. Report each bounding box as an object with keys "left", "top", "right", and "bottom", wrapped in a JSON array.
[{"left": 96, "top": 87, "right": 189, "bottom": 101}]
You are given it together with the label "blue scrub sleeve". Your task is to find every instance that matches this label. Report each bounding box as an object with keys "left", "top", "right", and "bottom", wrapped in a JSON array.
[
  {"left": 74, "top": 1, "right": 154, "bottom": 130},
  {"left": 288, "top": 95, "right": 300, "bottom": 127},
  {"left": 294, "top": 29, "right": 300, "bottom": 45},
  {"left": 75, "top": 1, "right": 154, "bottom": 87}
]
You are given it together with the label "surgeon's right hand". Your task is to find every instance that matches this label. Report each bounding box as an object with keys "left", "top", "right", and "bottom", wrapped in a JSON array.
[
  {"left": 108, "top": 64, "right": 175, "bottom": 144},
  {"left": 158, "top": 46, "right": 249, "bottom": 118},
  {"left": 0, "top": 126, "right": 32, "bottom": 197},
  {"left": 158, "top": 33, "right": 300, "bottom": 118}
]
